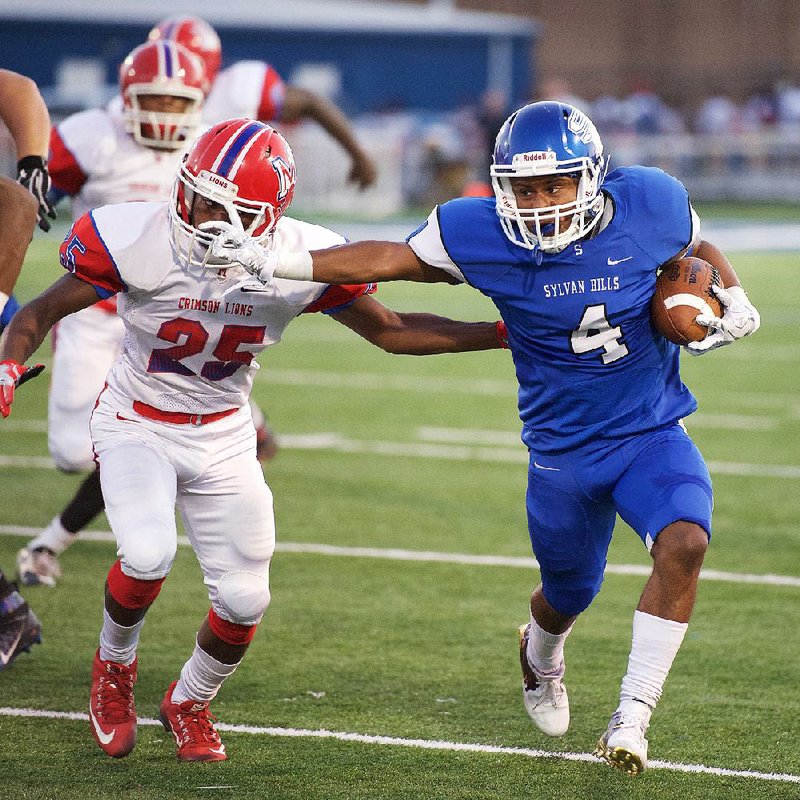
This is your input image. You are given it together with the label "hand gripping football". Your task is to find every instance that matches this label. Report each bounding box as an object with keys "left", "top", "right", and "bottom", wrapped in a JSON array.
[{"left": 650, "top": 257, "right": 723, "bottom": 345}]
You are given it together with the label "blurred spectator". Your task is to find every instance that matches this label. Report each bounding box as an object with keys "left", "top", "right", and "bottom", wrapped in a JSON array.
[{"left": 536, "top": 77, "right": 589, "bottom": 111}]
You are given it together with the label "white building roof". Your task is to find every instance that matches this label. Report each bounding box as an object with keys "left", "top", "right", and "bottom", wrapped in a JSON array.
[{"left": 0, "top": 0, "right": 538, "bottom": 35}]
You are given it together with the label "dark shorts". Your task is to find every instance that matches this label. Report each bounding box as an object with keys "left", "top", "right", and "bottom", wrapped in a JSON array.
[{"left": 525, "top": 423, "right": 713, "bottom": 616}]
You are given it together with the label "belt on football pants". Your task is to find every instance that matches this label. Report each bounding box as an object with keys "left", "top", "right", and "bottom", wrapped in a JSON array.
[{"left": 132, "top": 401, "right": 239, "bottom": 427}]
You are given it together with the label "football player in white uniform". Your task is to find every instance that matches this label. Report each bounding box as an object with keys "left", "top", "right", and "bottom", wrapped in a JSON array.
[
  {"left": 15, "top": 41, "right": 213, "bottom": 587},
  {"left": 148, "top": 15, "right": 377, "bottom": 189},
  {"left": 0, "top": 119, "right": 506, "bottom": 761}
]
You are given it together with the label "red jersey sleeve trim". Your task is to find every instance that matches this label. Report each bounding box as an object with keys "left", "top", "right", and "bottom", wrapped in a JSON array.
[
  {"left": 257, "top": 64, "right": 287, "bottom": 121},
  {"left": 303, "top": 283, "right": 377, "bottom": 315},
  {"left": 48, "top": 127, "right": 87, "bottom": 196},
  {"left": 59, "top": 213, "right": 127, "bottom": 299}
]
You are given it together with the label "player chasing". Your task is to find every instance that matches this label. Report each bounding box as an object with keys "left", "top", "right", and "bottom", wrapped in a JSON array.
[
  {"left": 0, "top": 119, "right": 506, "bottom": 761},
  {"left": 0, "top": 69, "right": 55, "bottom": 670},
  {"left": 203, "top": 101, "right": 760, "bottom": 775},
  {"left": 17, "top": 15, "right": 380, "bottom": 587}
]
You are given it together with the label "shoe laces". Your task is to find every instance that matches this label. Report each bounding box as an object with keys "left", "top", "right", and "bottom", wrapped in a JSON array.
[
  {"left": 610, "top": 709, "right": 649, "bottom": 737},
  {"left": 96, "top": 662, "right": 135, "bottom": 723},
  {"left": 173, "top": 700, "right": 221, "bottom": 746}
]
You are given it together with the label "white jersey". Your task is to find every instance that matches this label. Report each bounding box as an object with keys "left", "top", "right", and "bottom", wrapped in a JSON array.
[
  {"left": 49, "top": 107, "right": 190, "bottom": 221},
  {"left": 104, "top": 60, "right": 286, "bottom": 128},
  {"left": 61, "top": 202, "right": 372, "bottom": 414},
  {"left": 202, "top": 61, "right": 286, "bottom": 124}
]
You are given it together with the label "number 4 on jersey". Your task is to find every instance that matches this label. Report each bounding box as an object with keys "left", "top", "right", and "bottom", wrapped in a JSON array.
[{"left": 570, "top": 304, "right": 629, "bottom": 364}]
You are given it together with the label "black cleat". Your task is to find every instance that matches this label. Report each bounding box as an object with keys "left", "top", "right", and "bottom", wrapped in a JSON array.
[{"left": 0, "top": 590, "right": 42, "bottom": 671}]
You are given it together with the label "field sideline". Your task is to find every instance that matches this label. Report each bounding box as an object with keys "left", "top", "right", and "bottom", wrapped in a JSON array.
[{"left": 0, "top": 228, "right": 798, "bottom": 798}]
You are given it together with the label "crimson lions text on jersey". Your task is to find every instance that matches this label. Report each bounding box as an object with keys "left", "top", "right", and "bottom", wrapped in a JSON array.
[{"left": 407, "top": 165, "right": 699, "bottom": 454}]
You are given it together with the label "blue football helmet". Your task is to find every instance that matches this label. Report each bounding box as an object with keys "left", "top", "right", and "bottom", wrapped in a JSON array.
[{"left": 491, "top": 101, "right": 607, "bottom": 253}]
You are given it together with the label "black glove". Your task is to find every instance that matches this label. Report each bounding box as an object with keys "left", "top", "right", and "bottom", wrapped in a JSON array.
[{"left": 17, "top": 155, "right": 57, "bottom": 232}]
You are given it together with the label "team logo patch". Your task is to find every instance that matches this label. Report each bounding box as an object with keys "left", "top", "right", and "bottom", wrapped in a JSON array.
[{"left": 567, "top": 109, "right": 597, "bottom": 144}]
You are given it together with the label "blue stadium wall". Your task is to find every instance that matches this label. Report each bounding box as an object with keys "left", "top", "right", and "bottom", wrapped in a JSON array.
[{"left": 0, "top": 19, "right": 535, "bottom": 113}]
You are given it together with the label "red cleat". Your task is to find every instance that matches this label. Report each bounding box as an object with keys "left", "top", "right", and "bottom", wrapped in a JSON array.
[
  {"left": 89, "top": 649, "right": 137, "bottom": 758},
  {"left": 159, "top": 681, "right": 227, "bottom": 762}
]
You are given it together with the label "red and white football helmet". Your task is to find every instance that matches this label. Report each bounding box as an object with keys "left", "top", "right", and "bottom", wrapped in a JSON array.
[
  {"left": 119, "top": 41, "right": 206, "bottom": 150},
  {"left": 170, "top": 118, "right": 297, "bottom": 268},
  {"left": 148, "top": 16, "right": 222, "bottom": 87}
]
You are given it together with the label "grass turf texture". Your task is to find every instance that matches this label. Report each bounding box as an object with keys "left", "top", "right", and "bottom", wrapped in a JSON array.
[{"left": 0, "top": 229, "right": 798, "bottom": 798}]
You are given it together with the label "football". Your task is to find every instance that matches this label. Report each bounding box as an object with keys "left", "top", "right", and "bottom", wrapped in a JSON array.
[{"left": 650, "top": 257, "right": 724, "bottom": 345}]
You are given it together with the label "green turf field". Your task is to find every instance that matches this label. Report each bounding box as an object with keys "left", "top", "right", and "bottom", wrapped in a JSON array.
[{"left": 0, "top": 229, "right": 798, "bottom": 798}]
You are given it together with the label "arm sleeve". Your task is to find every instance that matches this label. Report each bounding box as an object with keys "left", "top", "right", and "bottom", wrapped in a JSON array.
[
  {"left": 59, "top": 213, "right": 127, "bottom": 299},
  {"left": 48, "top": 126, "right": 87, "bottom": 196},
  {"left": 256, "top": 64, "right": 287, "bottom": 121},
  {"left": 303, "top": 283, "right": 377, "bottom": 315},
  {"left": 406, "top": 208, "right": 466, "bottom": 283}
]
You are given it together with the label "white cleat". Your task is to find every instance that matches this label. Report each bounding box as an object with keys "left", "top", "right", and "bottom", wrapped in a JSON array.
[
  {"left": 517, "top": 623, "right": 569, "bottom": 736},
  {"left": 16, "top": 547, "right": 62, "bottom": 588},
  {"left": 594, "top": 706, "right": 650, "bottom": 776}
]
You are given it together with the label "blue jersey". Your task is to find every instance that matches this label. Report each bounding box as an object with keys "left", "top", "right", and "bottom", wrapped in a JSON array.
[{"left": 407, "top": 166, "right": 698, "bottom": 453}]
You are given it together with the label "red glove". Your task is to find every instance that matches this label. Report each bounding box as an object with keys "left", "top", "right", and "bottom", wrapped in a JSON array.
[{"left": 0, "top": 360, "right": 45, "bottom": 418}]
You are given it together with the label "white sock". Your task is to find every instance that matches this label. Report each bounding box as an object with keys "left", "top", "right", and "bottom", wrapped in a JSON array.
[
  {"left": 619, "top": 610, "right": 688, "bottom": 711},
  {"left": 28, "top": 516, "right": 74, "bottom": 554},
  {"left": 98, "top": 609, "right": 144, "bottom": 666},
  {"left": 171, "top": 641, "right": 240, "bottom": 704},
  {"left": 526, "top": 613, "right": 573, "bottom": 676}
]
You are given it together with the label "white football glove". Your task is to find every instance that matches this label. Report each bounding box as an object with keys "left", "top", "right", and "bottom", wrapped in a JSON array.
[
  {"left": 202, "top": 221, "right": 277, "bottom": 284},
  {"left": 685, "top": 285, "right": 760, "bottom": 356}
]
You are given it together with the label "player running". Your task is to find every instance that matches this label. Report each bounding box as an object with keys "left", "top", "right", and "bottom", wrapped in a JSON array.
[
  {"left": 206, "top": 101, "right": 761, "bottom": 775},
  {"left": 0, "top": 119, "right": 506, "bottom": 761}
]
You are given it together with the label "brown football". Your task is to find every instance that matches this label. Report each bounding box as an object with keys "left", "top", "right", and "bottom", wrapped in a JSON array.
[{"left": 650, "top": 257, "right": 724, "bottom": 345}]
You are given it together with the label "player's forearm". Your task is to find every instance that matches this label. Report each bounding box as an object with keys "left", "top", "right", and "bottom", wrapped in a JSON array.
[
  {"left": 276, "top": 241, "right": 447, "bottom": 285},
  {"left": 0, "top": 302, "right": 51, "bottom": 363},
  {"left": 0, "top": 71, "right": 50, "bottom": 160},
  {"left": 374, "top": 315, "right": 505, "bottom": 355},
  {"left": 0, "top": 178, "right": 37, "bottom": 297}
]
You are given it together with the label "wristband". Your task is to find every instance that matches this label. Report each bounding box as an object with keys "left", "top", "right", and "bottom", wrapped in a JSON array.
[
  {"left": 0, "top": 290, "right": 8, "bottom": 317},
  {"left": 17, "top": 155, "right": 47, "bottom": 175},
  {"left": 496, "top": 320, "right": 509, "bottom": 349},
  {"left": 274, "top": 250, "right": 314, "bottom": 281}
]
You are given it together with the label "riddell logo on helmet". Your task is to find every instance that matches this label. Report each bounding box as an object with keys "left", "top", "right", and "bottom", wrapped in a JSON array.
[{"left": 513, "top": 151, "right": 556, "bottom": 164}]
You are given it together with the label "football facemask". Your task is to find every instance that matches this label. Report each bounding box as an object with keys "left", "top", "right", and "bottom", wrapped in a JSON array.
[
  {"left": 491, "top": 101, "right": 607, "bottom": 253},
  {"left": 169, "top": 119, "right": 297, "bottom": 270},
  {"left": 120, "top": 41, "right": 206, "bottom": 151}
]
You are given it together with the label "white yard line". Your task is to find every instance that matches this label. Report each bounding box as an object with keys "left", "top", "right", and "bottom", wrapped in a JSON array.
[
  {"left": 1, "top": 526, "right": 798, "bottom": 588},
  {"left": 2, "top": 434, "right": 800, "bottom": 477},
  {"left": 0, "top": 706, "right": 797, "bottom": 784}
]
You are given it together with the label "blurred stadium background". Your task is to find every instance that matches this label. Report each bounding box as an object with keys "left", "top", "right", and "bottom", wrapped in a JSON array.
[{"left": 1, "top": 0, "right": 800, "bottom": 216}]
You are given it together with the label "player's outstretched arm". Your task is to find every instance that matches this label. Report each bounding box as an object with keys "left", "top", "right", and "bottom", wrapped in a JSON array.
[
  {"left": 280, "top": 86, "right": 377, "bottom": 190},
  {"left": 0, "top": 274, "right": 99, "bottom": 416},
  {"left": 685, "top": 239, "right": 760, "bottom": 356},
  {"left": 277, "top": 241, "right": 459, "bottom": 286},
  {"left": 330, "top": 294, "right": 507, "bottom": 355}
]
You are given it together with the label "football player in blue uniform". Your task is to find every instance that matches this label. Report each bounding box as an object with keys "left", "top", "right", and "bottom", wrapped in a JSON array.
[{"left": 207, "top": 101, "right": 761, "bottom": 775}]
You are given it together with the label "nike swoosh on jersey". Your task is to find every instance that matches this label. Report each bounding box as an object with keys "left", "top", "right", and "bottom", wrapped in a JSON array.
[
  {"left": 115, "top": 413, "right": 140, "bottom": 423},
  {"left": 533, "top": 461, "right": 561, "bottom": 471},
  {"left": 89, "top": 706, "right": 116, "bottom": 745},
  {"left": 0, "top": 630, "right": 23, "bottom": 665},
  {"left": 607, "top": 256, "right": 633, "bottom": 265}
]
